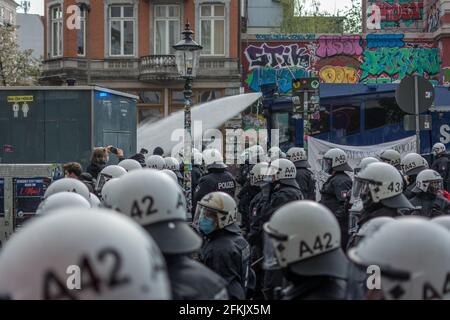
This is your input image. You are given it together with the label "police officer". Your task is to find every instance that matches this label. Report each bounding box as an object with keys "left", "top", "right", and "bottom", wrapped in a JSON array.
[
  {"left": 347, "top": 157, "right": 380, "bottom": 248},
  {"left": 111, "top": 170, "right": 229, "bottom": 300},
  {"left": 0, "top": 207, "right": 171, "bottom": 299},
  {"left": 197, "top": 192, "right": 254, "bottom": 300},
  {"left": 431, "top": 143, "right": 449, "bottom": 191},
  {"left": 257, "top": 158, "right": 304, "bottom": 299},
  {"left": 410, "top": 169, "right": 450, "bottom": 217},
  {"left": 264, "top": 201, "right": 349, "bottom": 300},
  {"left": 401, "top": 152, "right": 428, "bottom": 199},
  {"left": 193, "top": 149, "right": 236, "bottom": 216},
  {"left": 379, "top": 149, "right": 402, "bottom": 170},
  {"left": 319, "top": 148, "right": 353, "bottom": 247},
  {"left": 286, "top": 147, "right": 316, "bottom": 200},
  {"left": 345, "top": 217, "right": 396, "bottom": 300},
  {"left": 348, "top": 217, "right": 450, "bottom": 300},
  {"left": 355, "top": 162, "right": 415, "bottom": 228}
]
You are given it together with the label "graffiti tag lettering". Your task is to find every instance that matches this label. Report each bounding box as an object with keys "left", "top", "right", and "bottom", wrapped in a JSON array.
[
  {"left": 245, "top": 67, "right": 308, "bottom": 93},
  {"left": 319, "top": 66, "right": 359, "bottom": 83},
  {"left": 366, "top": 34, "right": 405, "bottom": 48},
  {"left": 244, "top": 43, "right": 311, "bottom": 70},
  {"left": 316, "top": 35, "right": 363, "bottom": 58},
  {"left": 359, "top": 47, "right": 441, "bottom": 81}
]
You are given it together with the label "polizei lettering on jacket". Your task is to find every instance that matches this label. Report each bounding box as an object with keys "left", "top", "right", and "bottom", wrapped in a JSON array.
[{"left": 218, "top": 181, "right": 235, "bottom": 190}]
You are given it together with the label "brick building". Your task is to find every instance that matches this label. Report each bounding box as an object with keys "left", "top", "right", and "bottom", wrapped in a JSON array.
[{"left": 42, "top": 0, "right": 241, "bottom": 125}]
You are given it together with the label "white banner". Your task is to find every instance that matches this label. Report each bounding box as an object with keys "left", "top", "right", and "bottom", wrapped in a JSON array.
[{"left": 308, "top": 136, "right": 417, "bottom": 200}]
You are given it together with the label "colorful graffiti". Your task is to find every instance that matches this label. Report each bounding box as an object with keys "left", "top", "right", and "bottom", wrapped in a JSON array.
[
  {"left": 244, "top": 43, "right": 311, "bottom": 70},
  {"left": 366, "top": 34, "right": 405, "bottom": 48},
  {"left": 319, "top": 66, "right": 359, "bottom": 83},
  {"left": 359, "top": 47, "right": 441, "bottom": 81},
  {"left": 242, "top": 36, "right": 443, "bottom": 93},
  {"left": 316, "top": 36, "right": 363, "bottom": 58},
  {"left": 245, "top": 67, "right": 309, "bottom": 93},
  {"left": 367, "top": 0, "right": 424, "bottom": 29}
]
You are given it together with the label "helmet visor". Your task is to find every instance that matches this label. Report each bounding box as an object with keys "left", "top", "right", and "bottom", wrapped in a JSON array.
[
  {"left": 321, "top": 158, "right": 333, "bottom": 173},
  {"left": 427, "top": 179, "right": 444, "bottom": 194},
  {"left": 263, "top": 227, "right": 285, "bottom": 270},
  {"left": 354, "top": 178, "right": 372, "bottom": 202},
  {"left": 193, "top": 203, "right": 225, "bottom": 230}
]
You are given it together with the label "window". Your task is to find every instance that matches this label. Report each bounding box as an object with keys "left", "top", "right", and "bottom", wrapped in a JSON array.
[
  {"left": 0, "top": 7, "right": 4, "bottom": 24},
  {"left": 138, "top": 107, "right": 164, "bottom": 125},
  {"left": 50, "top": 6, "right": 63, "bottom": 57},
  {"left": 332, "top": 104, "right": 360, "bottom": 136},
  {"left": 77, "top": 9, "right": 86, "bottom": 56},
  {"left": 139, "top": 91, "right": 162, "bottom": 104},
  {"left": 365, "top": 98, "right": 406, "bottom": 130},
  {"left": 109, "top": 6, "right": 135, "bottom": 56},
  {"left": 200, "top": 4, "right": 225, "bottom": 55},
  {"left": 195, "top": 90, "right": 222, "bottom": 104},
  {"left": 272, "top": 112, "right": 294, "bottom": 145},
  {"left": 154, "top": 5, "right": 180, "bottom": 55}
]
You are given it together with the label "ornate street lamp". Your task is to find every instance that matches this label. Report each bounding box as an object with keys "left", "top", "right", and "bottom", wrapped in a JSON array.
[{"left": 173, "top": 23, "right": 202, "bottom": 218}]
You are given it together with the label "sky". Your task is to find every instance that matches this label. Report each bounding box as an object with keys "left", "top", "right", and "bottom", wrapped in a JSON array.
[{"left": 18, "top": 0, "right": 357, "bottom": 16}]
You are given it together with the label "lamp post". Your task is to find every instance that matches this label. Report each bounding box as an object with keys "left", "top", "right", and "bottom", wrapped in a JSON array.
[{"left": 173, "top": 23, "right": 202, "bottom": 219}]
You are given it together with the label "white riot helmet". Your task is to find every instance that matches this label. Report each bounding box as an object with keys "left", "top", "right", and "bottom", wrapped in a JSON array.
[
  {"left": 270, "top": 159, "right": 298, "bottom": 187},
  {"left": 263, "top": 201, "right": 348, "bottom": 278},
  {"left": 286, "top": 147, "right": 310, "bottom": 168},
  {"left": 95, "top": 165, "right": 127, "bottom": 193},
  {"left": 431, "top": 216, "right": 450, "bottom": 231},
  {"left": 193, "top": 152, "right": 203, "bottom": 166},
  {"left": 422, "top": 156, "right": 429, "bottom": 169},
  {"left": 0, "top": 208, "right": 171, "bottom": 300},
  {"left": 195, "top": 192, "right": 238, "bottom": 235},
  {"left": 354, "top": 157, "right": 379, "bottom": 175},
  {"left": 433, "top": 143, "right": 446, "bottom": 156},
  {"left": 164, "top": 157, "right": 180, "bottom": 171},
  {"left": 379, "top": 149, "right": 401, "bottom": 168},
  {"left": 268, "top": 146, "right": 286, "bottom": 161},
  {"left": 355, "top": 162, "right": 413, "bottom": 210},
  {"left": 162, "top": 169, "right": 179, "bottom": 184},
  {"left": 412, "top": 169, "right": 444, "bottom": 194},
  {"left": 249, "top": 162, "right": 274, "bottom": 187},
  {"left": 44, "top": 178, "right": 91, "bottom": 202},
  {"left": 101, "top": 178, "right": 120, "bottom": 208},
  {"left": 401, "top": 153, "right": 426, "bottom": 176},
  {"left": 118, "top": 159, "right": 142, "bottom": 172},
  {"left": 203, "top": 148, "right": 226, "bottom": 169},
  {"left": 348, "top": 218, "right": 450, "bottom": 300},
  {"left": 89, "top": 193, "right": 101, "bottom": 208},
  {"left": 146, "top": 155, "right": 166, "bottom": 170},
  {"left": 111, "top": 169, "right": 202, "bottom": 254},
  {"left": 322, "top": 148, "right": 352, "bottom": 173},
  {"left": 36, "top": 192, "right": 91, "bottom": 215},
  {"left": 356, "top": 216, "right": 396, "bottom": 238}
]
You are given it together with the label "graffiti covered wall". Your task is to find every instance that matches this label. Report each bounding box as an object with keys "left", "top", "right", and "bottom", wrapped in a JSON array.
[
  {"left": 366, "top": 0, "right": 425, "bottom": 31},
  {"left": 242, "top": 34, "right": 442, "bottom": 93}
]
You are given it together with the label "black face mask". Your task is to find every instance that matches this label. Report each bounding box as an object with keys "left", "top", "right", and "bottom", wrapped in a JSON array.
[{"left": 97, "top": 159, "right": 106, "bottom": 166}]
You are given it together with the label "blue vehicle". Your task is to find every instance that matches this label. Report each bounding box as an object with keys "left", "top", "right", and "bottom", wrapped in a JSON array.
[{"left": 263, "top": 83, "right": 450, "bottom": 157}]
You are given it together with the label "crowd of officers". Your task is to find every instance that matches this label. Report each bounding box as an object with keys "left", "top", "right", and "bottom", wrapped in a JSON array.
[{"left": 0, "top": 142, "right": 450, "bottom": 300}]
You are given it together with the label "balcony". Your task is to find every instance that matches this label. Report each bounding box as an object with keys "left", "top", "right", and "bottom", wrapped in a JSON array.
[
  {"left": 139, "top": 55, "right": 240, "bottom": 82},
  {"left": 139, "top": 55, "right": 179, "bottom": 81}
]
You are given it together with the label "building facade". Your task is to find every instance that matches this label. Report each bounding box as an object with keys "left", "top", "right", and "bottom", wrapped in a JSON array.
[
  {"left": 241, "top": 0, "right": 450, "bottom": 95},
  {"left": 0, "top": 0, "right": 18, "bottom": 26},
  {"left": 42, "top": 0, "right": 241, "bottom": 125}
]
